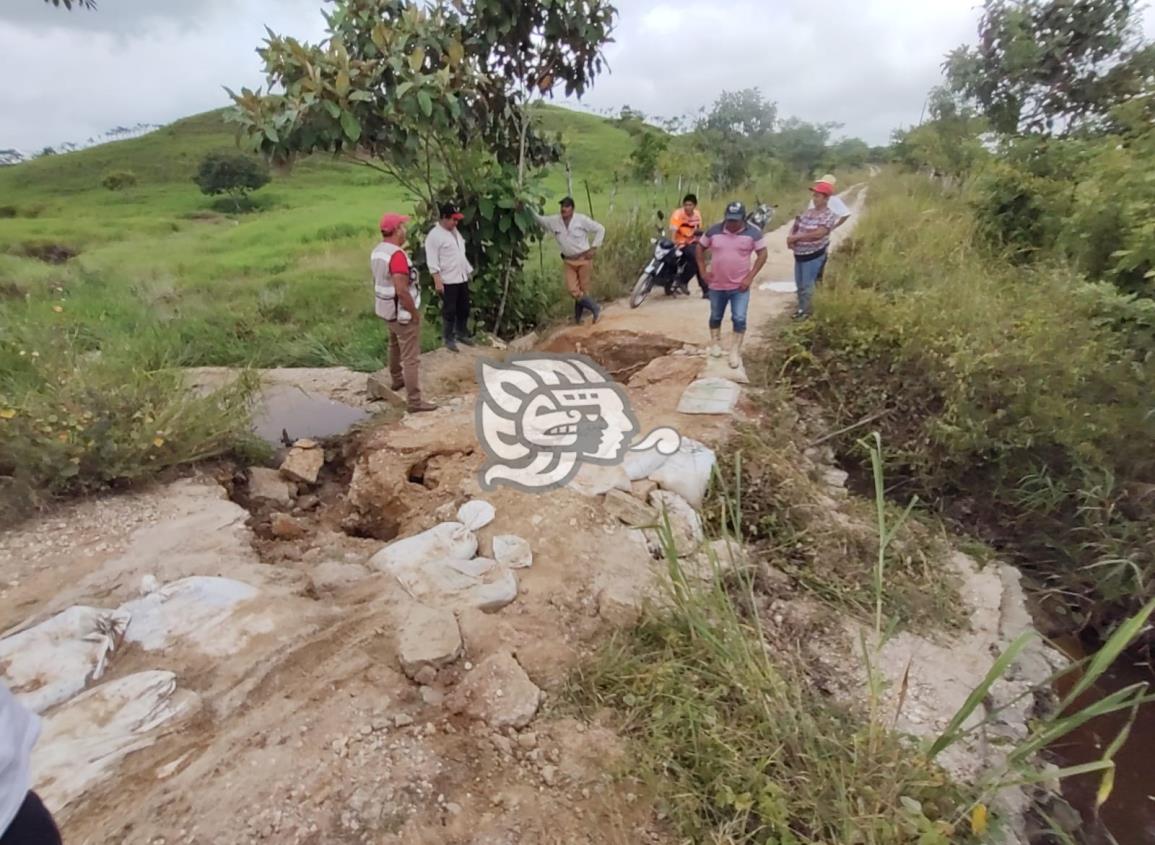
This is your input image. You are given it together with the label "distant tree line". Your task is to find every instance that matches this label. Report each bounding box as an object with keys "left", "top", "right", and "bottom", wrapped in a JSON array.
[{"left": 615, "top": 91, "right": 885, "bottom": 188}]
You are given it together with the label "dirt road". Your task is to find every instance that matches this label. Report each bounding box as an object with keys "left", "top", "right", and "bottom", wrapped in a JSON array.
[{"left": 1, "top": 190, "right": 868, "bottom": 845}]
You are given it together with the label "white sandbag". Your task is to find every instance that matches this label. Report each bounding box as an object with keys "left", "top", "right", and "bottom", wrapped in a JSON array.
[
  {"left": 369, "top": 522, "right": 478, "bottom": 574},
  {"left": 472, "top": 568, "right": 519, "bottom": 613},
  {"left": 393, "top": 556, "right": 518, "bottom": 614},
  {"left": 117, "top": 576, "right": 261, "bottom": 656},
  {"left": 457, "top": 500, "right": 496, "bottom": 531},
  {"left": 622, "top": 447, "right": 670, "bottom": 481},
  {"left": 0, "top": 606, "right": 130, "bottom": 714},
  {"left": 492, "top": 535, "right": 533, "bottom": 569},
  {"left": 649, "top": 437, "right": 716, "bottom": 509},
  {"left": 567, "top": 462, "right": 632, "bottom": 497},
  {"left": 32, "top": 670, "right": 200, "bottom": 819},
  {"left": 447, "top": 557, "right": 497, "bottom": 578}
]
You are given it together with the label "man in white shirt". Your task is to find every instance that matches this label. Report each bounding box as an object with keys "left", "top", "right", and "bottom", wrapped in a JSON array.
[
  {"left": 533, "top": 197, "right": 606, "bottom": 325},
  {"left": 1, "top": 680, "right": 62, "bottom": 845},
  {"left": 425, "top": 203, "right": 475, "bottom": 352}
]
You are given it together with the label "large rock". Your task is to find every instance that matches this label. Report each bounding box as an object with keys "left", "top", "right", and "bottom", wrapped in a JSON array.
[
  {"left": 448, "top": 652, "right": 541, "bottom": 729},
  {"left": 603, "top": 489, "right": 658, "bottom": 528},
  {"left": 346, "top": 412, "right": 480, "bottom": 537},
  {"left": 649, "top": 437, "right": 716, "bottom": 509},
  {"left": 279, "top": 439, "right": 324, "bottom": 485},
  {"left": 248, "top": 467, "right": 294, "bottom": 506},
  {"left": 646, "top": 490, "right": 704, "bottom": 557},
  {"left": 269, "top": 512, "right": 308, "bottom": 539},
  {"left": 396, "top": 604, "right": 463, "bottom": 679}
]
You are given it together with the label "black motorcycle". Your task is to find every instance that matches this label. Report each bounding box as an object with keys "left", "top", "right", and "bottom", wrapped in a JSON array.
[
  {"left": 746, "top": 200, "right": 776, "bottom": 231},
  {"left": 629, "top": 210, "right": 696, "bottom": 309}
]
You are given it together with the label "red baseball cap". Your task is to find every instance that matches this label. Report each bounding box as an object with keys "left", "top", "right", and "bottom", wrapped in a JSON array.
[
  {"left": 379, "top": 212, "right": 410, "bottom": 233},
  {"left": 811, "top": 181, "right": 834, "bottom": 196}
]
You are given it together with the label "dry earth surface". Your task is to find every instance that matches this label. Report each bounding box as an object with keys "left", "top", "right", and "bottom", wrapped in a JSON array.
[{"left": 2, "top": 185, "right": 1056, "bottom": 845}]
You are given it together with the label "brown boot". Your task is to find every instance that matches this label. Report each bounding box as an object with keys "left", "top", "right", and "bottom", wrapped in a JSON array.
[
  {"left": 407, "top": 401, "right": 438, "bottom": 414},
  {"left": 391, "top": 380, "right": 404, "bottom": 391}
]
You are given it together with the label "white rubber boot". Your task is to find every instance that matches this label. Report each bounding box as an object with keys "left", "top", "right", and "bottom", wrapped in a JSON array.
[
  {"left": 709, "top": 327, "right": 723, "bottom": 358},
  {"left": 729, "top": 332, "right": 745, "bottom": 369}
]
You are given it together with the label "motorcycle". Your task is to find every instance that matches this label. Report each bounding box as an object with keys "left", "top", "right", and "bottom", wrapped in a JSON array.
[
  {"left": 629, "top": 210, "right": 695, "bottom": 309},
  {"left": 746, "top": 200, "right": 776, "bottom": 231}
]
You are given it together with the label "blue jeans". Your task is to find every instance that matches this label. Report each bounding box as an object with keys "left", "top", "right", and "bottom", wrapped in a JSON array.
[
  {"left": 794, "top": 253, "right": 827, "bottom": 315},
  {"left": 708, "top": 287, "right": 750, "bottom": 333}
]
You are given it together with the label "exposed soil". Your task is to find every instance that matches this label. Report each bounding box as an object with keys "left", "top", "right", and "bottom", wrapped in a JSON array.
[{"left": 4, "top": 185, "right": 1048, "bottom": 845}]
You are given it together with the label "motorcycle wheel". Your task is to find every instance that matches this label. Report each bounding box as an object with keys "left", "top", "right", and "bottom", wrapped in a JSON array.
[{"left": 629, "top": 271, "right": 655, "bottom": 309}]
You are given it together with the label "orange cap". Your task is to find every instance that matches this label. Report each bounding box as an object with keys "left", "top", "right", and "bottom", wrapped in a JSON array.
[{"left": 811, "top": 181, "right": 834, "bottom": 196}]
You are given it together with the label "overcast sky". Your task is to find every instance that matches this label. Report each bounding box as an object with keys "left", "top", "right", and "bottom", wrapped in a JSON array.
[{"left": 2, "top": 0, "right": 1154, "bottom": 152}]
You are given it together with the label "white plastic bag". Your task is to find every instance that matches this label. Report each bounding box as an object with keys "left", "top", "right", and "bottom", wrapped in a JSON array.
[
  {"left": 32, "top": 670, "right": 199, "bottom": 818},
  {"left": 118, "top": 576, "right": 260, "bottom": 655},
  {"left": 369, "top": 522, "right": 478, "bottom": 573},
  {"left": 0, "top": 606, "right": 130, "bottom": 714}
]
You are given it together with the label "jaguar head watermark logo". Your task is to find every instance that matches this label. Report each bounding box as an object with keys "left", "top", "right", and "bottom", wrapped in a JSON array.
[{"left": 476, "top": 353, "right": 681, "bottom": 493}]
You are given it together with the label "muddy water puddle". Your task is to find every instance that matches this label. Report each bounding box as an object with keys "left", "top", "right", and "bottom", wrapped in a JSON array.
[
  {"left": 251, "top": 385, "right": 370, "bottom": 444},
  {"left": 1051, "top": 636, "right": 1155, "bottom": 844}
]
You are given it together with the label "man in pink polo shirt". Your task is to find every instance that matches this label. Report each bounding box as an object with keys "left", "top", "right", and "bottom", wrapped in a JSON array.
[{"left": 696, "top": 201, "right": 768, "bottom": 368}]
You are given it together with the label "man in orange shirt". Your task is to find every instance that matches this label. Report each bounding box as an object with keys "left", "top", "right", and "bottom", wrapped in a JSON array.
[{"left": 669, "top": 193, "right": 706, "bottom": 298}]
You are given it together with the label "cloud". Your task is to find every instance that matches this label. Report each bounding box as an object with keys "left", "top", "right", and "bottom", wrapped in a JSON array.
[
  {"left": 1, "top": 0, "right": 1153, "bottom": 152},
  {"left": 0, "top": 0, "right": 326, "bottom": 151}
]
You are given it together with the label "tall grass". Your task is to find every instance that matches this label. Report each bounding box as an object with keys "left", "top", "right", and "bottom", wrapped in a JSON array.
[
  {"left": 780, "top": 172, "right": 1155, "bottom": 639},
  {"left": 571, "top": 429, "right": 1154, "bottom": 844}
]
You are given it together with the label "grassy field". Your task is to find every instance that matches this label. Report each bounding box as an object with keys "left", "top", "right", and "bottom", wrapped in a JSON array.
[
  {"left": 0, "top": 104, "right": 670, "bottom": 371},
  {"left": 0, "top": 101, "right": 806, "bottom": 511}
]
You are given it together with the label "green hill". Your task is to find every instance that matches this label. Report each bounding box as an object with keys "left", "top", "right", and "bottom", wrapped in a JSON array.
[{"left": 0, "top": 103, "right": 643, "bottom": 371}]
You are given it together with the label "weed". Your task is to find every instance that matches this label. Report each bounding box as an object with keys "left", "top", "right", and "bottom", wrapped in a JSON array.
[
  {"left": 779, "top": 172, "right": 1155, "bottom": 641},
  {"left": 570, "top": 473, "right": 977, "bottom": 844}
]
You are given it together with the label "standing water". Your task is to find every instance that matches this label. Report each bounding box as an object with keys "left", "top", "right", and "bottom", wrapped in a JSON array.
[
  {"left": 251, "top": 384, "right": 370, "bottom": 444},
  {"left": 1050, "top": 635, "right": 1155, "bottom": 844}
]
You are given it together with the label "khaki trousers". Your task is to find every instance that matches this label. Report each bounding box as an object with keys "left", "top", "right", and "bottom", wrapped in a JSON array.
[
  {"left": 563, "top": 259, "right": 593, "bottom": 298},
  {"left": 385, "top": 318, "right": 423, "bottom": 408}
]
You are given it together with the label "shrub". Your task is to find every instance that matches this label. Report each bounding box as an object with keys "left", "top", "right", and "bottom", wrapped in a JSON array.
[
  {"left": 101, "top": 170, "right": 138, "bottom": 191},
  {"left": 780, "top": 173, "right": 1155, "bottom": 637},
  {"left": 193, "top": 151, "right": 270, "bottom": 211},
  {"left": 0, "top": 326, "right": 260, "bottom": 523}
]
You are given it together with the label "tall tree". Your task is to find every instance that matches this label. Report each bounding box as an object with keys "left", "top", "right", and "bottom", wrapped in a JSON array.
[
  {"left": 43, "top": 0, "right": 96, "bottom": 8},
  {"left": 772, "top": 118, "right": 839, "bottom": 175},
  {"left": 696, "top": 88, "right": 778, "bottom": 187},
  {"left": 230, "top": 0, "right": 615, "bottom": 334},
  {"left": 945, "top": 0, "right": 1155, "bottom": 136}
]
